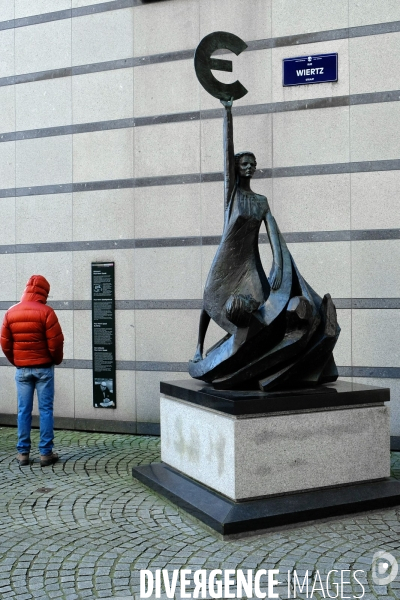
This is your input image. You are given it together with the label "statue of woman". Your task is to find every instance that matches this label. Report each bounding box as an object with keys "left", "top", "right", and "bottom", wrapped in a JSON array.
[
  {"left": 192, "top": 99, "right": 284, "bottom": 363},
  {"left": 190, "top": 100, "right": 340, "bottom": 391},
  {"left": 190, "top": 33, "right": 339, "bottom": 390}
]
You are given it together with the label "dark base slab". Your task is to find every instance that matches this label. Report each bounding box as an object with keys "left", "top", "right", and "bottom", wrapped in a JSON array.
[
  {"left": 160, "top": 379, "right": 390, "bottom": 416},
  {"left": 132, "top": 462, "right": 400, "bottom": 536},
  {"left": 392, "top": 436, "right": 400, "bottom": 451}
]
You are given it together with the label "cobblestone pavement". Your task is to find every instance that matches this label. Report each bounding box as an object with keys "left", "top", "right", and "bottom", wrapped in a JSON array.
[{"left": 0, "top": 427, "right": 400, "bottom": 600}]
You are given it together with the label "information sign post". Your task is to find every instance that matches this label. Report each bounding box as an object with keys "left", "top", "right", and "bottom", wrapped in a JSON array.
[{"left": 91, "top": 262, "right": 116, "bottom": 408}]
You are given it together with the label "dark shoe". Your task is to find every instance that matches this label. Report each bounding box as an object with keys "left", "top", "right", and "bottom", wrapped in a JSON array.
[
  {"left": 17, "top": 453, "right": 30, "bottom": 466},
  {"left": 40, "top": 452, "right": 59, "bottom": 467}
]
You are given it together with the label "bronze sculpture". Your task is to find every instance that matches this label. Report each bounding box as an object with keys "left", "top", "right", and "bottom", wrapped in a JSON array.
[{"left": 190, "top": 32, "right": 340, "bottom": 391}]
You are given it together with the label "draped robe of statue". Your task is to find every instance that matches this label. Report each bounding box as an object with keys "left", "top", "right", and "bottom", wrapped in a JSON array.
[
  {"left": 189, "top": 102, "right": 340, "bottom": 391},
  {"left": 203, "top": 188, "right": 270, "bottom": 336}
]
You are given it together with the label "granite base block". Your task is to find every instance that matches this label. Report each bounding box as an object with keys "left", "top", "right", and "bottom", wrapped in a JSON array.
[
  {"left": 132, "top": 462, "right": 400, "bottom": 536},
  {"left": 160, "top": 381, "right": 391, "bottom": 500}
]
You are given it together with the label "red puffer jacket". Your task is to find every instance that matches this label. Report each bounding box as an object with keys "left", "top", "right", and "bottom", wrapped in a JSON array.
[{"left": 1, "top": 275, "right": 64, "bottom": 367}]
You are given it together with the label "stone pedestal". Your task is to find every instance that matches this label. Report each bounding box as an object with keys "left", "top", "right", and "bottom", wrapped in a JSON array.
[{"left": 132, "top": 380, "right": 400, "bottom": 535}]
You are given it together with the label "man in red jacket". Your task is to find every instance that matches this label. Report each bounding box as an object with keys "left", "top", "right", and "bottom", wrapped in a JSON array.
[{"left": 1, "top": 275, "right": 64, "bottom": 467}]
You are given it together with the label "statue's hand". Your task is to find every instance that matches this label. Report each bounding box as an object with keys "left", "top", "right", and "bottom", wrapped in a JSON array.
[
  {"left": 220, "top": 97, "right": 233, "bottom": 109},
  {"left": 269, "top": 263, "right": 283, "bottom": 290}
]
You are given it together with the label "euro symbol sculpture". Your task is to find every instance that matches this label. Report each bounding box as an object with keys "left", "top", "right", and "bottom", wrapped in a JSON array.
[{"left": 194, "top": 31, "right": 248, "bottom": 101}]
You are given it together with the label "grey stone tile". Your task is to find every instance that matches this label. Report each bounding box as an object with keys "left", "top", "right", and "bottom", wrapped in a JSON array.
[
  {"left": 72, "top": 8, "right": 133, "bottom": 67},
  {"left": 272, "top": 0, "right": 348, "bottom": 36},
  {"left": 15, "top": 19, "right": 71, "bottom": 75},
  {"left": 349, "top": 0, "right": 400, "bottom": 27},
  {"left": 133, "top": 0, "right": 199, "bottom": 57}
]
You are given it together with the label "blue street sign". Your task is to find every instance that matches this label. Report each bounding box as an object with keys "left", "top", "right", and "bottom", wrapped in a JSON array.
[{"left": 283, "top": 53, "right": 338, "bottom": 86}]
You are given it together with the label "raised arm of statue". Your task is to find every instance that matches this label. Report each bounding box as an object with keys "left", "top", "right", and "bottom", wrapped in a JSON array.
[
  {"left": 221, "top": 99, "right": 235, "bottom": 210},
  {"left": 265, "top": 211, "right": 283, "bottom": 290}
]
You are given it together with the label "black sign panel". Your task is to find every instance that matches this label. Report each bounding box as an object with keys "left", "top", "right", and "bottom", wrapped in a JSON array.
[
  {"left": 92, "top": 262, "right": 116, "bottom": 408},
  {"left": 283, "top": 53, "right": 338, "bottom": 86}
]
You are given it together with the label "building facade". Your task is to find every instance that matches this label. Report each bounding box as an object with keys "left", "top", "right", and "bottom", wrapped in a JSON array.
[{"left": 0, "top": 0, "right": 399, "bottom": 443}]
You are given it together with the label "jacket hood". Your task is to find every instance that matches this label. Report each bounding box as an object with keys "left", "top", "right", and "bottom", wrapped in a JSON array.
[{"left": 21, "top": 275, "right": 50, "bottom": 304}]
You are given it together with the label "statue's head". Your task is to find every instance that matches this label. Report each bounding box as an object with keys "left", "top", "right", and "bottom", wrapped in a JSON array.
[{"left": 235, "top": 151, "right": 257, "bottom": 179}]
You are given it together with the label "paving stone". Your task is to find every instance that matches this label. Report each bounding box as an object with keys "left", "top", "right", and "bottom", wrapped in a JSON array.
[{"left": 0, "top": 429, "right": 399, "bottom": 599}]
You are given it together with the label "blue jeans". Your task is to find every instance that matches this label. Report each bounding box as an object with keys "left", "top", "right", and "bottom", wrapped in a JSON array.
[{"left": 15, "top": 366, "right": 55, "bottom": 456}]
